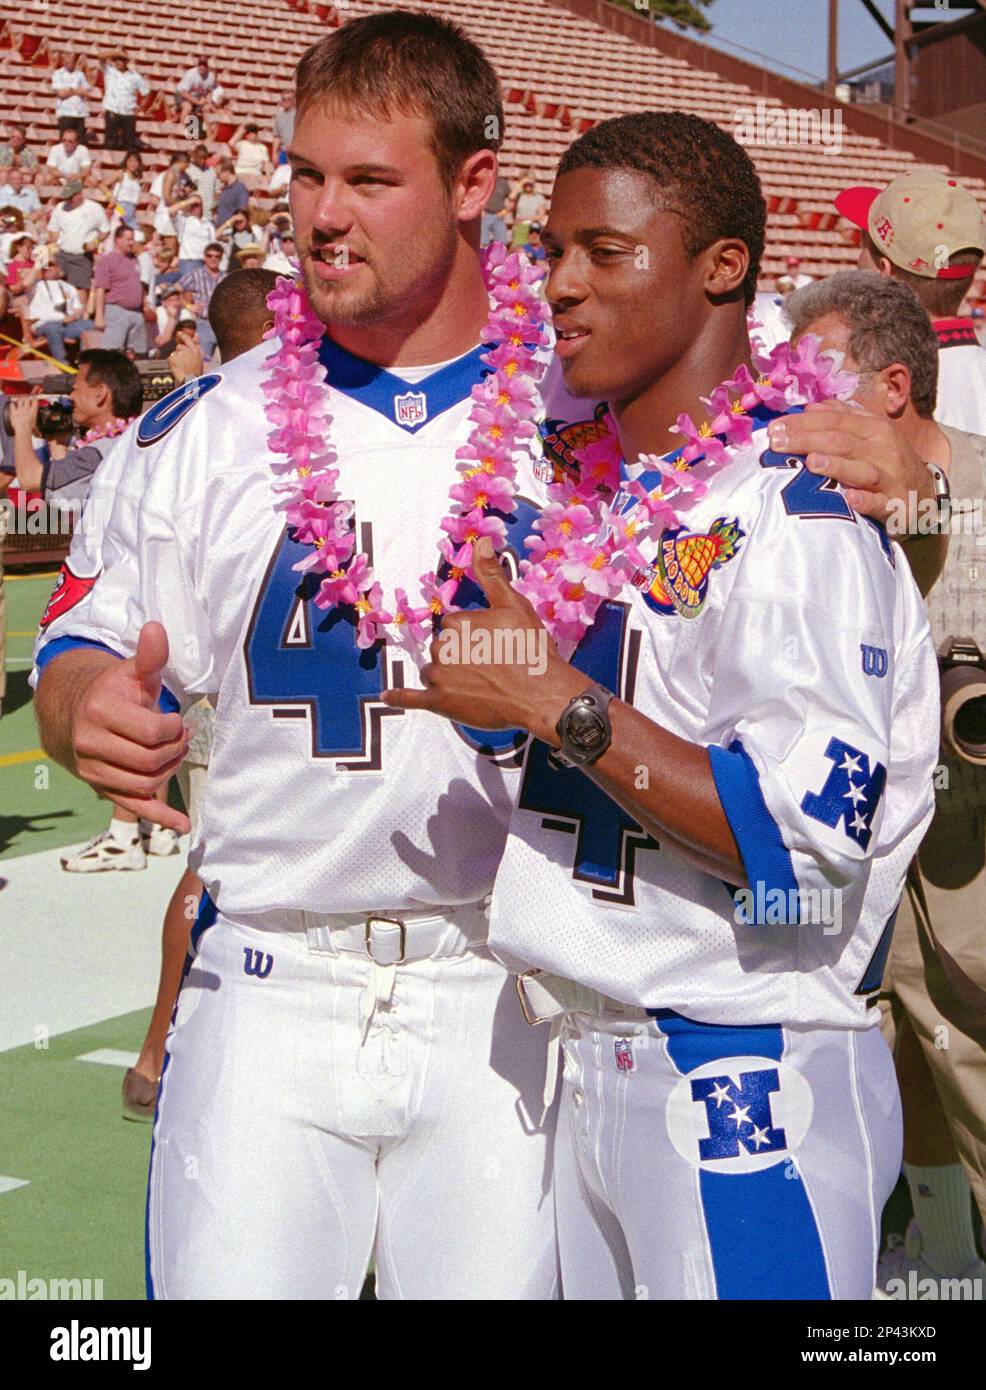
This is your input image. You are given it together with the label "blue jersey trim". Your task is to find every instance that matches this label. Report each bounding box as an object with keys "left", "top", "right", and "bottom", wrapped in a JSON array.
[
  {"left": 36, "top": 635, "right": 180, "bottom": 715},
  {"left": 708, "top": 739, "right": 800, "bottom": 923},
  {"left": 652, "top": 1012, "right": 832, "bottom": 1300},
  {"left": 317, "top": 337, "right": 490, "bottom": 433}
]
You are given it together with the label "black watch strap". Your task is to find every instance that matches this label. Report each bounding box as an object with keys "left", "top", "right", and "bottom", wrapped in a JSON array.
[{"left": 550, "top": 682, "right": 614, "bottom": 769}]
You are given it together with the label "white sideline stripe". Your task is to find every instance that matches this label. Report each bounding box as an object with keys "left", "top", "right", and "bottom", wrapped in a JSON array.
[
  {"left": 76, "top": 1049, "right": 140, "bottom": 1069},
  {"left": 0, "top": 843, "right": 185, "bottom": 1052},
  {"left": 0, "top": 1176, "right": 30, "bottom": 1195}
]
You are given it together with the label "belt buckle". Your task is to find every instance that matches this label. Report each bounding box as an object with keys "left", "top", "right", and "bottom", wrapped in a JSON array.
[
  {"left": 364, "top": 915, "right": 406, "bottom": 965},
  {"left": 515, "top": 969, "right": 551, "bottom": 1026}
]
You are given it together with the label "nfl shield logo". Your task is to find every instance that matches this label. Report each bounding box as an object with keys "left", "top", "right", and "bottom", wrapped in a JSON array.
[
  {"left": 394, "top": 391, "right": 427, "bottom": 428},
  {"left": 614, "top": 1038, "right": 635, "bottom": 1074}
]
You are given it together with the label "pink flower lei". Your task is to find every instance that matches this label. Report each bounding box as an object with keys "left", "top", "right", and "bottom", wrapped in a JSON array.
[
  {"left": 514, "top": 336, "right": 858, "bottom": 650},
  {"left": 262, "top": 243, "right": 550, "bottom": 651},
  {"left": 262, "top": 261, "right": 856, "bottom": 656},
  {"left": 78, "top": 416, "right": 137, "bottom": 445}
]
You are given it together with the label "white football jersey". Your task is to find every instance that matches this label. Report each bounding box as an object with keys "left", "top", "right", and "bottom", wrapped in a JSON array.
[
  {"left": 33, "top": 337, "right": 555, "bottom": 916},
  {"left": 489, "top": 421, "right": 940, "bottom": 1029},
  {"left": 933, "top": 318, "right": 986, "bottom": 437}
]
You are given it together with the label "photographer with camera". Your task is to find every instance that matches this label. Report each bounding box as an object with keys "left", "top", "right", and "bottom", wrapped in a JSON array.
[
  {"left": 786, "top": 270, "right": 986, "bottom": 1295},
  {"left": 8, "top": 349, "right": 142, "bottom": 510}
]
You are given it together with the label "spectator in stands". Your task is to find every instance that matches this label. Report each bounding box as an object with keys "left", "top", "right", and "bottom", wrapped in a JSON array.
[
  {"left": 271, "top": 90, "right": 296, "bottom": 163},
  {"left": 783, "top": 255, "right": 813, "bottom": 290},
  {"left": 505, "top": 174, "right": 547, "bottom": 247},
  {"left": 263, "top": 231, "right": 296, "bottom": 276},
  {"left": 184, "top": 144, "right": 218, "bottom": 220},
  {"left": 152, "top": 244, "right": 182, "bottom": 293},
  {"left": 175, "top": 56, "right": 219, "bottom": 121},
  {"left": 46, "top": 128, "right": 93, "bottom": 183},
  {"left": 180, "top": 241, "right": 225, "bottom": 361},
  {"left": 481, "top": 179, "right": 509, "bottom": 247},
  {"left": 230, "top": 123, "right": 270, "bottom": 189},
  {"left": 101, "top": 151, "right": 145, "bottom": 230},
  {"left": 153, "top": 283, "right": 183, "bottom": 351},
  {"left": 521, "top": 221, "right": 546, "bottom": 262},
  {"left": 214, "top": 159, "right": 249, "bottom": 229},
  {"left": 0, "top": 168, "right": 41, "bottom": 222},
  {"left": 0, "top": 124, "right": 41, "bottom": 180},
  {"left": 785, "top": 268, "right": 986, "bottom": 1296},
  {"left": 233, "top": 242, "right": 264, "bottom": 271},
  {"left": 101, "top": 50, "right": 149, "bottom": 153},
  {"left": 92, "top": 225, "right": 149, "bottom": 356},
  {"left": 173, "top": 194, "right": 215, "bottom": 277},
  {"left": 6, "top": 235, "right": 40, "bottom": 302},
  {"left": 52, "top": 51, "right": 97, "bottom": 141},
  {"left": 217, "top": 207, "right": 254, "bottom": 270},
  {"left": 25, "top": 260, "right": 96, "bottom": 363},
  {"left": 9, "top": 348, "right": 141, "bottom": 504},
  {"left": 149, "top": 151, "right": 191, "bottom": 239},
  {"left": 46, "top": 181, "right": 109, "bottom": 290},
  {"left": 836, "top": 169, "right": 986, "bottom": 437}
]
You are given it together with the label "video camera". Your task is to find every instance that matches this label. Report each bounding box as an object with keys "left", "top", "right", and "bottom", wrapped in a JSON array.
[
  {"left": 0, "top": 395, "right": 75, "bottom": 440},
  {"left": 940, "top": 638, "right": 986, "bottom": 766}
]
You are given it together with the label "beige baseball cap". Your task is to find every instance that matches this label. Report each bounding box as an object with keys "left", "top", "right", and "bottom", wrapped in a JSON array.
[{"left": 834, "top": 169, "right": 986, "bottom": 280}]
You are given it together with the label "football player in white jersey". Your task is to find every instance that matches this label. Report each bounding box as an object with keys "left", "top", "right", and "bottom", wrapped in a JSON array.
[
  {"left": 31, "top": 12, "right": 563, "bottom": 1300},
  {"left": 384, "top": 112, "right": 941, "bottom": 1299}
]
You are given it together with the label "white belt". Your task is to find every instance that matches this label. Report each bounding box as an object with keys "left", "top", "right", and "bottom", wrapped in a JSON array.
[
  {"left": 303, "top": 900, "right": 488, "bottom": 965},
  {"left": 515, "top": 970, "right": 653, "bottom": 1119}
]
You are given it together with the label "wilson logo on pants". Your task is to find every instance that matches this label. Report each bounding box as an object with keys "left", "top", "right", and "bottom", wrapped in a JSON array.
[{"left": 243, "top": 948, "right": 273, "bottom": 979}]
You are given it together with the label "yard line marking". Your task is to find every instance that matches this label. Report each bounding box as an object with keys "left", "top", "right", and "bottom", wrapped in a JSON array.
[
  {"left": 76, "top": 1050, "right": 140, "bottom": 1069},
  {"left": 0, "top": 748, "right": 46, "bottom": 768},
  {"left": 0, "top": 1176, "right": 30, "bottom": 1195}
]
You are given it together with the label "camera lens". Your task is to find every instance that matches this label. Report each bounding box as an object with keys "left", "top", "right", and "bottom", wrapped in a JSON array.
[{"left": 952, "top": 695, "right": 986, "bottom": 763}]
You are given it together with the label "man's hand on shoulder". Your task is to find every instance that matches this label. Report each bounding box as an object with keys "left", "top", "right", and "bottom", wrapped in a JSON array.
[{"left": 766, "top": 401, "right": 931, "bottom": 526}]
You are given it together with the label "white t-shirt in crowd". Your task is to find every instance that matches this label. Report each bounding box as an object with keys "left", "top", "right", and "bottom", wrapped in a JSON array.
[
  {"left": 52, "top": 67, "right": 90, "bottom": 119},
  {"left": 176, "top": 213, "right": 216, "bottom": 261},
  {"left": 27, "top": 277, "right": 83, "bottom": 325},
  {"left": 234, "top": 139, "right": 268, "bottom": 179},
  {"left": 48, "top": 198, "right": 109, "bottom": 255},
  {"left": 46, "top": 143, "right": 92, "bottom": 178}
]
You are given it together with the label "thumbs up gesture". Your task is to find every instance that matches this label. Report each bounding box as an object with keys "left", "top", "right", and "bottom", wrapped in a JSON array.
[
  {"left": 69, "top": 621, "right": 192, "bottom": 832},
  {"left": 382, "top": 538, "right": 583, "bottom": 742}
]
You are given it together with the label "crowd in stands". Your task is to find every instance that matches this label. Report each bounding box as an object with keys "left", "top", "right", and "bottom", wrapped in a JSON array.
[{"left": 0, "top": 46, "right": 301, "bottom": 368}]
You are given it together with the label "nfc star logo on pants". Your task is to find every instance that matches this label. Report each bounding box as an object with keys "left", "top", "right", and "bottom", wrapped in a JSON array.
[{"left": 665, "top": 1055, "right": 813, "bottom": 1174}]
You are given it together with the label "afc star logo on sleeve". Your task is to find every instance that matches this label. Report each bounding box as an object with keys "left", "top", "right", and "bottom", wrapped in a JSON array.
[
  {"left": 666, "top": 1055, "right": 814, "bottom": 1175},
  {"left": 39, "top": 562, "right": 98, "bottom": 629}
]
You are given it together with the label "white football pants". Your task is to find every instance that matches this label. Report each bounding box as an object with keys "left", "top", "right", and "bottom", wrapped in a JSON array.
[{"left": 146, "top": 902, "right": 558, "bottom": 1299}]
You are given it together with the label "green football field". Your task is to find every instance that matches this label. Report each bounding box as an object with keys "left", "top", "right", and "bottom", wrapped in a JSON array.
[{"left": 0, "top": 572, "right": 938, "bottom": 1302}]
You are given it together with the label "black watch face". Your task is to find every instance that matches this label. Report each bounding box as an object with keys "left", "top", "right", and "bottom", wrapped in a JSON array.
[{"left": 569, "top": 710, "right": 605, "bottom": 751}]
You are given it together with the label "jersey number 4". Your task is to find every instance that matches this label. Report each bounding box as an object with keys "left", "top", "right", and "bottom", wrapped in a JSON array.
[
  {"left": 243, "top": 508, "right": 538, "bottom": 770},
  {"left": 516, "top": 601, "right": 658, "bottom": 905}
]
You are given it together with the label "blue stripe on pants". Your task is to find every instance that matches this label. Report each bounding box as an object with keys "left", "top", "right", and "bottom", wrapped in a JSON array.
[{"left": 651, "top": 1009, "right": 831, "bottom": 1300}]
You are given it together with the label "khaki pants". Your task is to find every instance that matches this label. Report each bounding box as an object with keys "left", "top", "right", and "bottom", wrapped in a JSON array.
[{"left": 880, "top": 811, "right": 986, "bottom": 1222}]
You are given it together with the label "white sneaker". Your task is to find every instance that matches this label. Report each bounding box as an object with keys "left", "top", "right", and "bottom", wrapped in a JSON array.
[
  {"left": 141, "top": 823, "right": 181, "bottom": 857},
  {"left": 61, "top": 830, "right": 147, "bottom": 873},
  {"left": 878, "top": 1219, "right": 986, "bottom": 1298}
]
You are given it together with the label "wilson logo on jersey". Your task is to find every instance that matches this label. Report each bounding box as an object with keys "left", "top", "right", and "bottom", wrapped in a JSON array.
[
  {"left": 860, "top": 643, "right": 888, "bottom": 677},
  {"left": 393, "top": 391, "right": 427, "bottom": 428},
  {"left": 632, "top": 517, "right": 743, "bottom": 618},
  {"left": 666, "top": 1054, "right": 813, "bottom": 1175},
  {"left": 801, "top": 736, "right": 887, "bottom": 850},
  {"left": 39, "top": 562, "right": 98, "bottom": 629}
]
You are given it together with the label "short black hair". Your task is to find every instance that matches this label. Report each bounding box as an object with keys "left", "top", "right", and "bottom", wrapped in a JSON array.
[
  {"left": 77, "top": 349, "right": 143, "bottom": 418},
  {"left": 557, "top": 111, "right": 765, "bottom": 307},
  {"left": 208, "top": 268, "right": 279, "bottom": 361}
]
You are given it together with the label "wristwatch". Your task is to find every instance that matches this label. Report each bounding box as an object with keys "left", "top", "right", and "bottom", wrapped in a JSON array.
[{"left": 550, "top": 683, "right": 614, "bottom": 769}]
